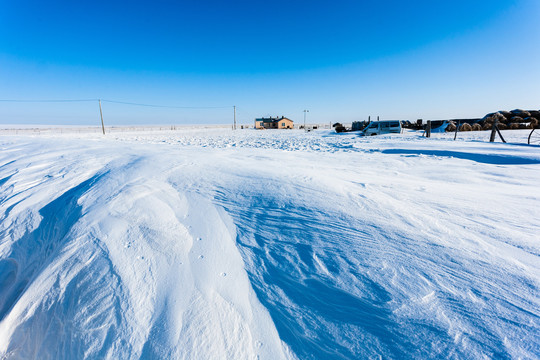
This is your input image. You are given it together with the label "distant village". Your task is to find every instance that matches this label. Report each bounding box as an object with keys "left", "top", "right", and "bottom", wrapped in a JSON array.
[{"left": 254, "top": 109, "right": 540, "bottom": 135}]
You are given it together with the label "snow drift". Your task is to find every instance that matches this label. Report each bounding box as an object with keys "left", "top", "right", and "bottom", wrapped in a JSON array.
[{"left": 0, "top": 129, "right": 539, "bottom": 359}]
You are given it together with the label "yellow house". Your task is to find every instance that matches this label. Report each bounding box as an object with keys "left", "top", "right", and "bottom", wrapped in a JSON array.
[{"left": 255, "top": 116, "right": 294, "bottom": 129}]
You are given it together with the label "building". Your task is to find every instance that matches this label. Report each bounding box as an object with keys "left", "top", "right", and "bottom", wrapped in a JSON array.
[{"left": 255, "top": 116, "right": 294, "bottom": 129}]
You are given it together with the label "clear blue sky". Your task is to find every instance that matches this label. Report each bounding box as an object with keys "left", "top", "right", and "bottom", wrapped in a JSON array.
[{"left": 1, "top": 0, "right": 539, "bottom": 125}]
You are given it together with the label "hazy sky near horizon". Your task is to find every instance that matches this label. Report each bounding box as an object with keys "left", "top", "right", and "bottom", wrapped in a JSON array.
[{"left": 1, "top": 0, "right": 539, "bottom": 125}]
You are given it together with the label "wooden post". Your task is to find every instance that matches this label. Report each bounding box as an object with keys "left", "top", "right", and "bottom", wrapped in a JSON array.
[
  {"left": 495, "top": 124, "right": 506, "bottom": 143},
  {"left": 454, "top": 120, "right": 459, "bottom": 140},
  {"left": 489, "top": 119, "right": 498, "bottom": 142},
  {"left": 426, "top": 120, "right": 431, "bottom": 138},
  {"left": 99, "top": 99, "right": 106, "bottom": 135}
]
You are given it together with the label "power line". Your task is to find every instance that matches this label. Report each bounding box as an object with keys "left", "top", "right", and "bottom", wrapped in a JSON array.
[
  {"left": 0, "top": 99, "right": 98, "bottom": 103},
  {"left": 0, "top": 98, "right": 239, "bottom": 133},
  {"left": 101, "top": 99, "right": 232, "bottom": 109},
  {"left": 0, "top": 98, "right": 234, "bottom": 109}
]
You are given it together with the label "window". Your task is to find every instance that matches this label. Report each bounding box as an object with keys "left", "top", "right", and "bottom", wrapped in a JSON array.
[{"left": 282, "top": 122, "right": 285, "bottom": 127}]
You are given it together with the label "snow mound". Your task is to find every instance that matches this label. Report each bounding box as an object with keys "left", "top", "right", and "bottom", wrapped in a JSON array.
[{"left": 0, "top": 147, "right": 291, "bottom": 359}]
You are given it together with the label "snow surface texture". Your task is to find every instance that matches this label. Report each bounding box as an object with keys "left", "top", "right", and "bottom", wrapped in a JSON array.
[{"left": 0, "top": 129, "right": 539, "bottom": 359}]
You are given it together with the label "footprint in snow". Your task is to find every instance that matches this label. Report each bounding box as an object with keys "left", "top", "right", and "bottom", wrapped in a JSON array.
[{"left": 198, "top": 255, "right": 204, "bottom": 259}]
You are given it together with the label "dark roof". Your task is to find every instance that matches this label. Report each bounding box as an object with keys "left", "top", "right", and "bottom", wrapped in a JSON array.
[{"left": 255, "top": 116, "right": 293, "bottom": 123}]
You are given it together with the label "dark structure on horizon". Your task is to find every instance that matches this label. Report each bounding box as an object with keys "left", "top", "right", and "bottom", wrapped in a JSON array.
[{"left": 254, "top": 116, "right": 294, "bottom": 129}]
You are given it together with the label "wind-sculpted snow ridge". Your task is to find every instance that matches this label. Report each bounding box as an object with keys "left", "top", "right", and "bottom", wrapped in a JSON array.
[
  {"left": 0, "top": 130, "right": 539, "bottom": 359},
  {"left": 210, "top": 151, "right": 539, "bottom": 359},
  {"left": 0, "top": 141, "right": 293, "bottom": 360}
]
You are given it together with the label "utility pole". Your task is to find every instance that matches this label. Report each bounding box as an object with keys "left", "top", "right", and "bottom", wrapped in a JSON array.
[
  {"left": 303, "top": 109, "right": 309, "bottom": 131},
  {"left": 99, "top": 99, "right": 105, "bottom": 135},
  {"left": 233, "top": 105, "right": 236, "bottom": 130}
]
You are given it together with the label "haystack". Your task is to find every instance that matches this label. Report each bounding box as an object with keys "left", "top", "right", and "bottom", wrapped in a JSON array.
[
  {"left": 526, "top": 117, "right": 538, "bottom": 127},
  {"left": 510, "top": 109, "right": 531, "bottom": 118},
  {"left": 498, "top": 115, "right": 509, "bottom": 123},
  {"left": 495, "top": 112, "right": 506, "bottom": 122},
  {"left": 480, "top": 109, "right": 539, "bottom": 130},
  {"left": 446, "top": 121, "right": 456, "bottom": 132},
  {"left": 481, "top": 112, "right": 506, "bottom": 126},
  {"left": 471, "top": 123, "right": 482, "bottom": 131},
  {"left": 499, "top": 111, "right": 513, "bottom": 120},
  {"left": 460, "top": 123, "right": 472, "bottom": 131},
  {"left": 510, "top": 116, "right": 524, "bottom": 123},
  {"left": 529, "top": 110, "right": 540, "bottom": 119},
  {"left": 482, "top": 112, "right": 495, "bottom": 121}
]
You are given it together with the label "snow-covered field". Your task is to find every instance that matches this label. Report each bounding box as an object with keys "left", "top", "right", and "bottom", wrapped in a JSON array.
[{"left": 0, "top": 128, "right": 539, "bottom": 359}]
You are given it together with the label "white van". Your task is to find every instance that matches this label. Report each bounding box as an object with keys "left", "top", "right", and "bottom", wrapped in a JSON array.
[{"left": 360, "top": 120, "right": 402, "bottom": 136}]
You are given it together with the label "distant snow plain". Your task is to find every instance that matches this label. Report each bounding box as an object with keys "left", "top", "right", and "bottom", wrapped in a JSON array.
[{"left": 0, "top": 128, "right": 538, "bottom": 359}]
